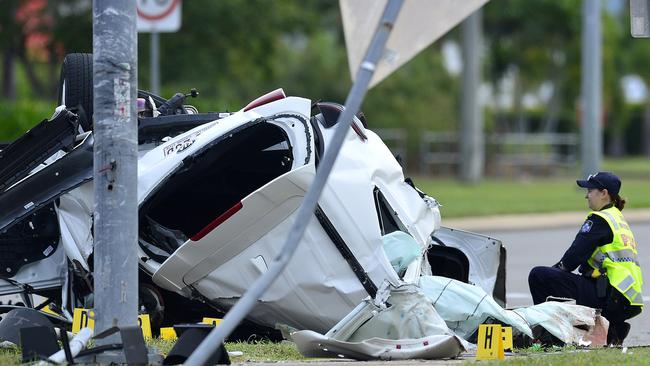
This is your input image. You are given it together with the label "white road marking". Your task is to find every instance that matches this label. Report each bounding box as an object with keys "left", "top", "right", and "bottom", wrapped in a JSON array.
[{"left": 507, "top": 292, "right": 650, "bottom": 302}]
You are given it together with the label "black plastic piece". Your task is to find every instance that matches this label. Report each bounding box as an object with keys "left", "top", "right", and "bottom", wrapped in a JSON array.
[
  {"left": 0, "top": 308, "right": 53, "bottom": 345},
  {"left": 91, "top": 325, "right": 148, "bottom": 365},
  {"left": 158, "top": 93, "right": 187, "bottom": 116},
  {"left": 0, "top": 134, "right": 93, "bottom": 233},
  {"left": 0, "top": 305, "right": 71, "bottom": 326},
  {"left": 426, "top": 242, "right": 470, "bottom": 283},
  {"left": 138, "top": 113, "right": 225, "bottom": 144},
  {"left": 164, "top": 324, "right": 230, "bottom": 365},
  {"left": 20, "top": 326, "right": 59, "bottom": 363},
  {"left": 373, "top": 187, "right": 408, "bottom": 236},
  {"left": 0, "top": 109, "right": 79, "bottom": 192},
  {"left": 493, "top": 245, "right": 507, "bottom": 307},
  {"left": 314, "top": 206, "right": 378, "bottom": 298},
  {"left": 0, "top": 203, "right": 59, "bottom": 277},
  {"left": 309, "top": 116, "right": 324, "bottom": 168},
  {"left": 59, "top": 325, "right": 75, "bottom": 364},
  {"left": 121, "top": 325, "right": 149, "bottom": 365}
]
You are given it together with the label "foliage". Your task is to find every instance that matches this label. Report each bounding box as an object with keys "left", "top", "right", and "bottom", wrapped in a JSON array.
[
  {"left": 2, "top": 1, "right": 650, "bottom": 159},
  {"left": 0, "top": 99, "right": 53, "bottom": 142}
]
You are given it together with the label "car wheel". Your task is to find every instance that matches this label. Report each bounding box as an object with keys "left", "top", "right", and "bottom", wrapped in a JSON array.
[
  {"left": 58, "top": 53, "right": 93, "bottom": 131},
  {"left": 139, "top": 283, "right": 165, "bottom": 333}
]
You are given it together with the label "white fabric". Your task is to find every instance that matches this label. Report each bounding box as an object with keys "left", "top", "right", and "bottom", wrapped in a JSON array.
[
  {"left": 418, "top": 276, "right": 532, "bottom": 339},
  {"left": 512, "top": 302, "right": 600, "bottom": 345}
]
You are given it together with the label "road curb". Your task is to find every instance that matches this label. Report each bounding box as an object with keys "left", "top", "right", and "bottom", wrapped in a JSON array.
[{"left": 443, "top": 208, "right": 650, "bottom": 232}]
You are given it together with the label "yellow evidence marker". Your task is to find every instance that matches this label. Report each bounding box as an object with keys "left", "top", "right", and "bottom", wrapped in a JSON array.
[
  {"left": 72, "top": 308, "right": 153, "bottom": 340},
  {"left": 201, "top": 317, "right": 223, "bottom": 326},
  {"left": 476, "top": 324, "right": 505, "bottom": 360},
  {"left": 501, "top": 326, "right": 513, "bottom": 351},
  {"left": 138, "top": 314, "right": 153, "bottom": 339},
  {"left": 72, "top": 308, "right": 95, "bottom": 333},
  {"left": 160, "top": 327, "right": 177, "bottom": 340}
]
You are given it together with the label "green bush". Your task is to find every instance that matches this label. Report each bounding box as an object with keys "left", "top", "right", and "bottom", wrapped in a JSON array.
[{"left": 0, "top": 100, "right": 55, "bottom": 142}]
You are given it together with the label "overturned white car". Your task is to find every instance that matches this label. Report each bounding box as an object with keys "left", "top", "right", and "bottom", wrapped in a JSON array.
[{"left": 0, "top": 53, "right": 505, "bottom": 338}]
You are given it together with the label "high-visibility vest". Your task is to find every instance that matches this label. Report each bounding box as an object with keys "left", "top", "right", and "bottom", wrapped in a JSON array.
[{"left": 587, "top": 206, "right": 644, "bottom": 307}]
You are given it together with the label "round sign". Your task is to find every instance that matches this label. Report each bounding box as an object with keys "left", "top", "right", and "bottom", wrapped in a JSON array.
[{"left": 137, "top": 0, "right": 180, "bottom": 21}]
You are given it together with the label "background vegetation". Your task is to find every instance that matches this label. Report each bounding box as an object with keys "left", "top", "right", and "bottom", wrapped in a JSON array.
[{"left": 2, "top": 0, "right": 649, "bottom": 175}]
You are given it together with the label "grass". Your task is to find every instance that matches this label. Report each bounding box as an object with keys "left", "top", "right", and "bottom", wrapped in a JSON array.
[
  {"left": 471, "top": 346, "right": 650, "bottom": 365},
  {"left": 412, "top": 169, "right": 650, "bottom": 218},
  {"left": 0, "top": 339, "right": 305, "bottom": 365},
  {"left": 4, "top": 341, "right": 650, "bottom": 365},
  {"left": 0, "top": 348, "right": 20, "bottom": 366},
  {"left": 149, "top": 338, "right": 306, "bottom": 362}
]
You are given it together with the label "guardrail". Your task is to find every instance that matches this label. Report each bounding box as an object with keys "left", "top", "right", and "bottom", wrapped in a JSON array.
[{"left": 419, "top": 131, "right": 578, "bottom": 175}]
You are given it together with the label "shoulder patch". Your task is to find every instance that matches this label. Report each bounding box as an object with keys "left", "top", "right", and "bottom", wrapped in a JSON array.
[{"left": 581, "top": 220, "right": 593, "bottom": 233}]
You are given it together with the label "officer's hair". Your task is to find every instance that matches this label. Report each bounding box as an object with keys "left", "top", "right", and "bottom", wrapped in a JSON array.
[{"left": 612, "top": 193, "right": 626, "bottom": 211}]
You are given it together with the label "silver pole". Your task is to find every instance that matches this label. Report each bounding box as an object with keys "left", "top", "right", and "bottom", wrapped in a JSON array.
[
  {"left": 150, "top": 32, "right": 160, "bottom": 95},
  {"left": 184, "top": 0, "right": 405, "bottom": 364},
  {"left": 459, "top": 9, "right": 484, "bottom": 182},
  {"left": 581, "top": 0, "right": 602, "bottom": 177},
  {"left": 92, "top": 0, "right": 138, "bottom": 344}
]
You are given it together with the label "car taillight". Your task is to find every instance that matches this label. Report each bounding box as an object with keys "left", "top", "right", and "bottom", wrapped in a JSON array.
[
  {"left": 190, "top": 201, "right": 243, "bottom": 241},
  {"left": 243, "top": 88, "right": 286, "bottom": 111}
]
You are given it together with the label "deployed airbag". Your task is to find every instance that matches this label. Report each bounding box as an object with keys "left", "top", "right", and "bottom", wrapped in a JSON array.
[{"left": 292, "top": 285, "right": 465, "bottom": 360}]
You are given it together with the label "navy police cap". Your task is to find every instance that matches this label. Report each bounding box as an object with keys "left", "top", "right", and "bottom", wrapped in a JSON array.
[{"left": 576, "top": 171, "right": 621, "bottom": 195}]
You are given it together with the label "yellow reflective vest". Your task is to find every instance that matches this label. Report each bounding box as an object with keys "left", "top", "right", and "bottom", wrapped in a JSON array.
[{"left": 587, "top": 206, "right": 644, "bottom": 307}]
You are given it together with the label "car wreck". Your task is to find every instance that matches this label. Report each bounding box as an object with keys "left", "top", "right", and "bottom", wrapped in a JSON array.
[{"left": 0, "top": 53, "right": 606, "bottom": 360}]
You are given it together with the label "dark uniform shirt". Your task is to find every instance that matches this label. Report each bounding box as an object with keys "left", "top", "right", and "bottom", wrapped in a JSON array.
[{"left": 559, "top": 204, "right": 614, "bottom": 273}]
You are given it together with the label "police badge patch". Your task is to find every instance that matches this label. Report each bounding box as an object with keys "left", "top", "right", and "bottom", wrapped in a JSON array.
[{"left": 581, "top": 220, "right": 593, "bottom": 233}]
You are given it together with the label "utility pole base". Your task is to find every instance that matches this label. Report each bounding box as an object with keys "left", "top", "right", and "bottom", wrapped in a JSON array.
[{"left": 75, "top": 349, "right": 163, "bottom": 365}]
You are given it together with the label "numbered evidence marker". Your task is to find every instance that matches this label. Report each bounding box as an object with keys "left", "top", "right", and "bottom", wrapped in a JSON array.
[
  {"left": 476, "top": 324, "right": 505, "bottom": 360},
  {"left": 201, "top": 317, "right": 223, "bottom": 326},
  {"left": 72, "top": 308, "right": 153, "bottom": 339},
  {"left": 72, "top": 308, "right": 95, "bottom": 333},
  {"left": 138, "top": 314, "right": 153, "bottom": 339},
  {"left": 502, "top": 326, "right": 513, "bottom": 351}
]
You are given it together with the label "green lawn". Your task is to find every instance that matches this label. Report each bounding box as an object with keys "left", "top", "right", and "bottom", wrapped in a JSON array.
[
  {"left": 3, "top": 342, "right": 649, "bottom": 365},
  {"left": 0, "top": 340, "right": 306, "bottom": 365},
  {"left": 412, "top": 169, "right": 650, "bottom": 218},
  {"left": 474, "top": 347, "right": 650, "bottom": 366}
]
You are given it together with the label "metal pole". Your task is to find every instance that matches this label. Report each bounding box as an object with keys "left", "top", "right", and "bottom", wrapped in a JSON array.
[
  {"left": 150, "top": 32, "right": 160, "bottom": 95},
  {"left": 184, "top": 0, "right": 404, "bottom": 364},
  {"left": 581, "top": 0, "right": 602, "bottom": 177},
  {"left": 92, "top": 0, "right": 138, "bottom": 344},
  {"left": 459, "top": 9, "right": 484, "bottom": 182}
]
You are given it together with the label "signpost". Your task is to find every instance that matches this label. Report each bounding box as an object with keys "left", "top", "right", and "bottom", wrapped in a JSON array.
[{"left": 136, "top": 0, "right": 182, "bottom": 94}]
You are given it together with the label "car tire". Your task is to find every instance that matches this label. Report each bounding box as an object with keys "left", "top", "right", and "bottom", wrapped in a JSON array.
[{"left": 58, "top": 53, "right": 93, "bottom": 131}]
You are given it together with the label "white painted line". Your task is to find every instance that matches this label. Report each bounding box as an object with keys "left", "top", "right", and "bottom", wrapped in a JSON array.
[{"left": 508, "top": 293, "right": 650, "bottom": 303}]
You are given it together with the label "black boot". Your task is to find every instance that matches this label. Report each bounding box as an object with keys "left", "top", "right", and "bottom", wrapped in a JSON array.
[{"left": 607, "top": 321, "right": 630, "bottom": 346}]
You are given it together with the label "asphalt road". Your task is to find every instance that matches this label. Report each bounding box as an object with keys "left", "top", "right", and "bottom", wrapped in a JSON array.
[{"left": 484, "top": 222, "right": 650, "bottom": 347}]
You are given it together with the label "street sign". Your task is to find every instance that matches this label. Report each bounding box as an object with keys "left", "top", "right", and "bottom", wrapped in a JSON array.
[{"left": 137, "top": 0, "right": 182, "bottom": 33}]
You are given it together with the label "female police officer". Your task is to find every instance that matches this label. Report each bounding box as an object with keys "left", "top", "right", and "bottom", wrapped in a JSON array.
[{"left": 528, "top": 171, "right": 643, "bottom": 345}]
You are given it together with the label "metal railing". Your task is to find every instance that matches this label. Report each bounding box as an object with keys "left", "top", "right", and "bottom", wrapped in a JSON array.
[{"left": 419, "top": 131, "right": 578, "bottom": 175}]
